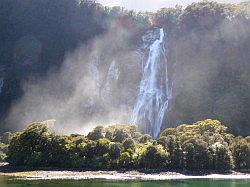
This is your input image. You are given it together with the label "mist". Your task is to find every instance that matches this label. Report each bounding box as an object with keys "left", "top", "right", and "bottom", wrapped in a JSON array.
[
  {"left": 6, "top": 23, "right": 142, "bottom": 135},
  {"left": 98, "top": 0, "right": 247, "bottom": 12},
  {"left": 3, "top": 0, "right": 250, "bottom": 137},
  {"left": 165, "top": 5, "right": 250, "bottom": 135}
]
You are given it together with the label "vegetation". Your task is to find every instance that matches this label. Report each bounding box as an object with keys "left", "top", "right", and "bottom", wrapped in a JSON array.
[
  {"left": 0, "top": 0, "right": 250, "bottom": 171},
  {"left": 0, "top": 0, "right": 150, "bottom": 132},
  {"left": 0, "top": 134, "right": 8, "bottom": 162},
  {"left": 153, "top": 1, "right": 250, "bottom": 136},
  {"left": 0, "top": 0, "right": 250, "bottom": 136},
  {"left": 6, "top": 119, "right": 250, "bottom": 170}
]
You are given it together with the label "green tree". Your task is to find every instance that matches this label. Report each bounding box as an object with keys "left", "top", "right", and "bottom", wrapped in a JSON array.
[
  {"left": 109, "top": 142, "right": 123, "bottom": 160},
  {"left": 158, "top": 135, "right": 182, "bottom": 169},
  {"left": 87, "top": 126, "right": 104, "bottom": 141},
  {"left": 96, "top": 138, "right": 110, "bottom": 156},
  {"left": 138, "top": 134, "right": 152, "bottom": 144},
  {"left": 123, "top": 138, "right": 135, "bottom": 151},
  {"left": 119, "top": 151, "right": 133, "bottom": 168},
  {"left": 139, "top": 144, "right": 169, "bottom": 169},
  {"left": 231, "top": 137, "right": 250, "bottom": 169},
  {"left": 210, "top": 142, "right": 234, "bottom": 170},
  {"left": 112, "top": 128, "right": 129, "bottom": 143},
  {"left": 7, "top": 121, "right": 54, "bottom": 166}
]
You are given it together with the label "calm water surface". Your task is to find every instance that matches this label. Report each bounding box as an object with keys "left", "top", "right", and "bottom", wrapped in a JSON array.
[{"left": 0, "top": 177, "right": 249, "bottom": 187}]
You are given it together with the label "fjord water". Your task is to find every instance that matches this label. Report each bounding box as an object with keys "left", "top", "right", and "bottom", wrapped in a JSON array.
[
  {"left": 132, "top": 28, "right": 172, "bottom": 138},
  {"left": 0, "top": 178, "right": 250, "bottom": 187}
]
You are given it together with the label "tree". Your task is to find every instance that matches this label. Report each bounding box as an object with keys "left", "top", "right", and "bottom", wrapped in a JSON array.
[
  {"left": 5, "top": 120, "right": 250, "bottom": 170},
  {"left": 87, "top": 126, "right": 104, "bottom": 140},
  {"left": 109, "top": 142, "right": 123, "bottom": 160},
  {"left": 183, "top": 142, "right": 195, "bottom": 169},
  {"left": 119, "top": 151, "right": 133, "bottom": 168},
  {"left": 138, "top": 134, "right": 152, "bottom": 144},
  {"left": 158, "top": 135, "right": 182, "bottom": 169},
  {"left": 139, "top": 144, "right": 169, "bottom": 169},
  {"left": 112, "top": 128, "right": 129, "bottom": 143},
  {"left": 123, "top": 138, "right": 135, "bottom": 151},
  {"left": 7, "top": 122, "right": 45, "bottom": 166},
  {"left": 82, "top": 140, "right": 97, "bottom": 160},
  {"left": 0, "top": 138, "right": 7, "bottom": 162},
  {"left": 231, "top": 137, "right": 250, "bottom": 169},
  {"left": 160, "top": 128, "right": 177, "bottom": 137},
  {"left": 96, "top": 138, "right": 110, "bottom": 156},
  {"left": 210, "top": 142, "right": 234, "bottom": 170}
]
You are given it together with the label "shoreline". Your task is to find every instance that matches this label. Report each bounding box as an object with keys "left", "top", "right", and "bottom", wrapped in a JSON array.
[
  {"left": 1, "top": 164, "right": 250, "bottom": 181},
  {"left": 1, "top": 171, "right": 250, "bottom": 181}
]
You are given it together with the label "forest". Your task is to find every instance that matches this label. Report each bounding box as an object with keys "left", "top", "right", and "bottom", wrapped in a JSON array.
[
  {"left": 0, "top": 119, "right": 249, "bottom": 170},
  {"left": 0, "top": 0, "right": 250, "bottom": 137},
  {"left": 0, "top": 0, "right": 250, "bottom": 172}
]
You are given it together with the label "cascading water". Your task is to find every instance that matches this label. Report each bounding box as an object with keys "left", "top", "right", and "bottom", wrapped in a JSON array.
[
  {"left": 132, "top": 28, "right": 172, "bottom": 138},
  {"left": 0, "top": 78, "right": 3, "bottom": 94}
]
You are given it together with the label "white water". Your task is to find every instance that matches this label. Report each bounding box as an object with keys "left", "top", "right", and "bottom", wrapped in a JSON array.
[
  {"left": 132, "top": 28, "right": 172, "bottom": 138},
  {"left": 0, "top": 78, "right": 3, "bottom": 94},
  {"left": 108, "top": 60, "right": 119, "bottom": 81}
]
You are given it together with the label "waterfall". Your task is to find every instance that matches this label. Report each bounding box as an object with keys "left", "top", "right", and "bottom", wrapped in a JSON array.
[
  {"left": 107, "top": 60, "right": 119, "bottom": 81},
  {"left": 132, "top": 28, "right": 172, "bottom": 138},
  {"left": 0, "top": 78, "right": 3, "bottom": 94}
]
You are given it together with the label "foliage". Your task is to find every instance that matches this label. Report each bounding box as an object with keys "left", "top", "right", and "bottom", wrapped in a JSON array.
[
  {"left": 139, "top": 144, "right": 169, "bottom": 169},
  {"left": 162, "top": 1, "right": 250, "bottom": 136},
  {"left": 138, "top": 134, "right": 152, "bottom": 144},
  {"left": 230, "top": 137, "right": 250, "bottom": 169},
  {"left": 0, "top": 138, "right": 7, "bottom": 162},
  {"left": 123, "top": 138, "right": 135, "bottom": 151},
  {"left": 87, "top": 126, "right": 104, "bottom": 140},
  {"left": 0, "top": 0, "right": 150, "bottom": 133},
  {"left": 0, "top": 0, "right": 250, "bottom": 137},
  {"left": 0, "top": 0, "right": 250, "bottom": 170},
  {"left": 6, "top": 119, "right": 250, "bottom": 170}
]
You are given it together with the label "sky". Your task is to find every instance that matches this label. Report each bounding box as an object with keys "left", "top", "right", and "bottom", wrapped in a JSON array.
[{"left": 97, "top": 0, "right": 246, "bottom": 12}]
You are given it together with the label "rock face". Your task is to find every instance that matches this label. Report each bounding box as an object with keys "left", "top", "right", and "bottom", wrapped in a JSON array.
[{"left": 132, "top": 28, "right": 172, "bottom": 137}]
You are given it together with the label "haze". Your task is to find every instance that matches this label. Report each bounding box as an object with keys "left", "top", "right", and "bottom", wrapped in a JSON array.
[{"left": 98, "top": 0, "right": 246, "bottom": 12}]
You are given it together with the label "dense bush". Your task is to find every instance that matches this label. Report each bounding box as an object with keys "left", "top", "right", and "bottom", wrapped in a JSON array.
[
  {"left": 0, "top": 1, "right": 250, "bottom": 167},
  {"left": 0, "top": 139, "right": 7, "bottom": 162},
  {"left": 0, "top": 0, "right": 250, "bottom": 137},
  {"left": 6, "top": 119, "right": 250, "bottom": 170}
]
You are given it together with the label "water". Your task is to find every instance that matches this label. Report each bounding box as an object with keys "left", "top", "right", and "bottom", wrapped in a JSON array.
[
  {"left": 132, "top": 28, "right": 172, "bottom": 138},
  {"left": 0, "top": 177, "right": 249, "bottom": 187},
  {"left": 0, "top": 78, "right": 3, "bottom": 94}
]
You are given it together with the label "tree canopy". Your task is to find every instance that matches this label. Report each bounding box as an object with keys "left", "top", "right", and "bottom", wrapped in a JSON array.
[
  {"left": 5, "top": 119, "right": 250, "bottom": 170},
  {"left": 0, "top": 0, "right": 250, "bottom": 141}
]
